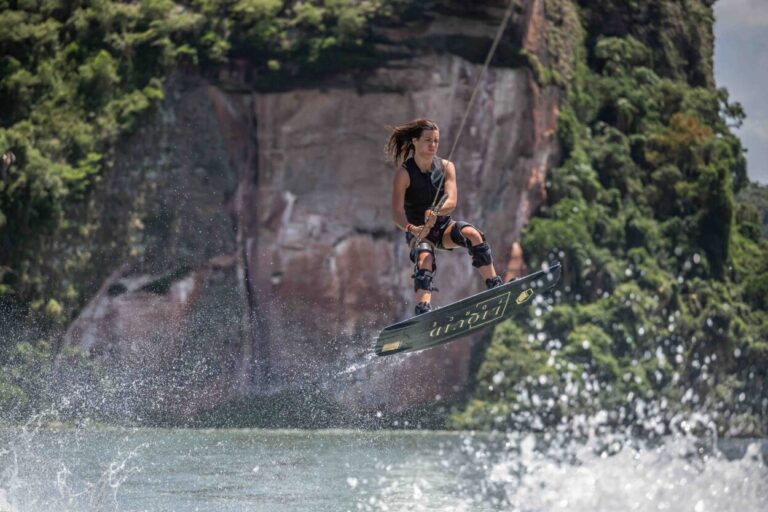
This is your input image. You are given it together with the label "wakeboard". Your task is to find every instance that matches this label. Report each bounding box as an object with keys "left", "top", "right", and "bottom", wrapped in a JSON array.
[{"left": 375, "top": 261, "right": 562, "bottom": 356}]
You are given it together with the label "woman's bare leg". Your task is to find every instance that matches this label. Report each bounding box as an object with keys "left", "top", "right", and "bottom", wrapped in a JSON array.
[{"left": 415, "top": 251, "right": 434, "bottom": 305}]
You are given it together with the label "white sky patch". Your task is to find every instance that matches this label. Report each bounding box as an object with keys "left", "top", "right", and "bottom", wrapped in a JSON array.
[
  {"left": 740, "top": 118, "right": 768, "bottom": 140},
  {"left": 714, "top": 0, "right": 768, "bottom": 183},
  {"left": 714, "top": 0, "right": 768, "bottom": 28}
]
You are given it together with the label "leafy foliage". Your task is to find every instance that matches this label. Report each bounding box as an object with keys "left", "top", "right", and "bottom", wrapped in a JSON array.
[
  {"left": 0, "top": 0, "right": 408, "bottom": 423},
  {"left": 2, "top": 0, "right": 765, "bottom": 432},
  {"left": 454, "top": 0, "right": 768, "bottom": 437},
  {"left": 0, "top": 0, "right": 401, "bottom": 312}
]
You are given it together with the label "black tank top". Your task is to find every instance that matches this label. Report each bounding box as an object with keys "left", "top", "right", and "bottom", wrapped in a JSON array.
[{"left": 403, "top": 156, "right": 449, "bottom": 226}]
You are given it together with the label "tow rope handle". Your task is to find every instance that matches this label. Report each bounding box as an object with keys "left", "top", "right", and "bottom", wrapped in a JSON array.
[{"left": 414, "top": 194, "right": 448, "bottom": 245}]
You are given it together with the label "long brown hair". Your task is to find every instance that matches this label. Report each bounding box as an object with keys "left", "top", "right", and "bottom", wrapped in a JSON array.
[{"left": 385, "top": 118, "right": 439, "bottom": 166}]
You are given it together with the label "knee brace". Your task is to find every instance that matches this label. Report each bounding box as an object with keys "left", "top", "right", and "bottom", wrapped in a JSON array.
[
  {"left": 450, "top": 221, "right": 475, "bottom": 248},
  {"left": 469, "top": 242, "right": 494, "bottom": 268},
  {"left": 409, "top": 241, "right": 436, "bottom": 269},
  {"left": 412, "top": 268, "right": 435, "bottom": 292}
]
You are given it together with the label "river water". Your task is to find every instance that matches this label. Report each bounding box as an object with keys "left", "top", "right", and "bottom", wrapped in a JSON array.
[{"left": 1, "top": 425, "right": 766, "bottom": 512}]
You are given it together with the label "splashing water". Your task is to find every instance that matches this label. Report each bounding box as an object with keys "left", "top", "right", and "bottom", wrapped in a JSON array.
[
  {"left": 481, "top": 434, "right": 767, "bottom": 512},
  {"left": 0, "top": 425, "right": 764, "bottom": 512},
  {"left": 337, "top": 351, "right": 378, "bottom": 376},
  {"left": 0, "top": 413, "right": 147, "bottom": 512}
]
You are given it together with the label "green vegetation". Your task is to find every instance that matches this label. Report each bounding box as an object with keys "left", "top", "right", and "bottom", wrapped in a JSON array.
[
  {"left": 1, "top": 1, "right": 765, "bottom": 433},
  {"left": 738, "top": 182, "right": 768, "bottom": 239},
  {"left": 453, "top": 0, "right": 768, "bottom": 436},
  {"left": 0, "top": 0, "right": 400, "bottom": 314},
  {"left": 0, "top": 0, "right": 406, "bottom": 417}
]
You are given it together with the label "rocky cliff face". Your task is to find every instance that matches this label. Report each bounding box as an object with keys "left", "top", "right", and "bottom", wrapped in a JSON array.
[{"left": 59, "top": 0, "right": 561, "bottom": 420}]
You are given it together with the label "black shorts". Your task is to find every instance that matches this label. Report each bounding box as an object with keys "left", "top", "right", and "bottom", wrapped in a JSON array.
[
  {"left": 405, "top": 215, "right": 451, "bottom": 250},
  {"left": 404, "top": 216, "right": 454, "bottom": 250}
]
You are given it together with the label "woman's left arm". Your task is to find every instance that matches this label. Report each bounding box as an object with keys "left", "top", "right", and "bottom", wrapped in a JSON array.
[{"left": 438, "top": 160, "right": 458, "bottom": 215}]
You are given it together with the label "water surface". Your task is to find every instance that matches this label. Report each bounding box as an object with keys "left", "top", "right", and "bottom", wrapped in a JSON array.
[{"left": 1, "top": 427, "right": 766, "bottom": 512}]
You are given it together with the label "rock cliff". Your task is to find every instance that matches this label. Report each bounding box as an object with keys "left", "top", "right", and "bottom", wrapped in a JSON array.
[{"left": 59, "top": 0, "right": 561, "bottom": 420}]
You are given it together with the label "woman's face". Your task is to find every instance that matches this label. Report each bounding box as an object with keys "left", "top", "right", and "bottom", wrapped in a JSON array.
[{"left": 413, "top": 129, "right": 439, "bottom": 157}]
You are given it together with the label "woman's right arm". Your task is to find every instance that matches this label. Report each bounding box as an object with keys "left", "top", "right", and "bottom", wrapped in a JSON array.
[{"left": 392, "top": 167, "right": 412, "bottom": 232}]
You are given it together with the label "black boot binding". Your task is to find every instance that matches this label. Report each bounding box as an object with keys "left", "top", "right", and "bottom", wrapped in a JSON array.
[
  {"left": 485, "top": 276, "right": 503, "bottom": 289},
  {"left": 414, "top": 301, "right": 432, "bottom": 315}
]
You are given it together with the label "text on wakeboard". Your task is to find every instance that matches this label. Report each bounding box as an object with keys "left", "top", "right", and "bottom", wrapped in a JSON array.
[{"left": 427, "top": 288, "right": 533, "bottom": 338}]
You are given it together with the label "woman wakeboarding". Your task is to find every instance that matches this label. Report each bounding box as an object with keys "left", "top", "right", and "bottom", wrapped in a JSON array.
[{"left": 387, "top": 118, "right": 503, "bottom": 316}]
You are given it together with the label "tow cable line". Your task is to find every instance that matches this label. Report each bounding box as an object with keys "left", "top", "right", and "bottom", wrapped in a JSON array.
[{"left": 416, "top": 0, "right": 516, "bottom": 244}]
